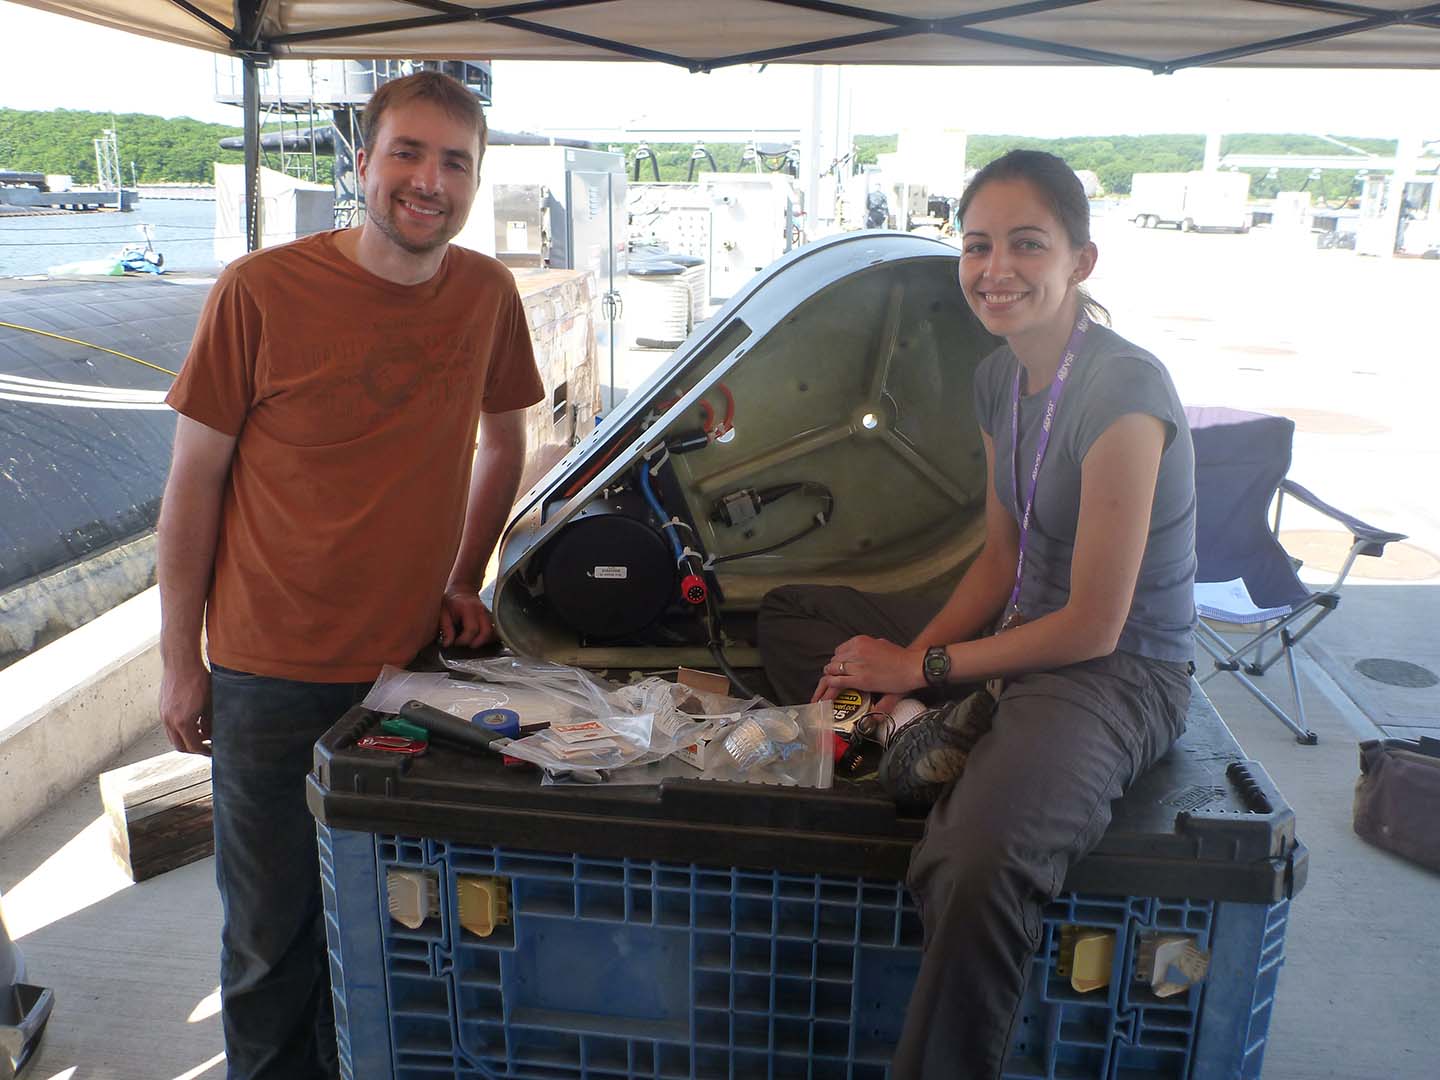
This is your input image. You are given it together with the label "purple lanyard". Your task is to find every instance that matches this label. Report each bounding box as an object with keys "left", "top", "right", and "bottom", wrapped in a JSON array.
[{"left": 1006, "top": 312, "right": 1090, "bottom": 618}]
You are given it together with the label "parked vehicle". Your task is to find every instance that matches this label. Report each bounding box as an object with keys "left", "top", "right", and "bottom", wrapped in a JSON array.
[{"left": 1130, "top": 171, "right": 1252, "bottom": 232}]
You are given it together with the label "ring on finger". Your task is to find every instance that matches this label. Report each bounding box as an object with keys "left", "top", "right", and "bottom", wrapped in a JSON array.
[{"left": 838, "top": 660, "right": 848, "bottom": 676}]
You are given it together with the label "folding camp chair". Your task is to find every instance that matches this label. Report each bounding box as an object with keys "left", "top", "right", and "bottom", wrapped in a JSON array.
[{"left": 1186, "top": 406, "right": 1407, "bottom": 744}]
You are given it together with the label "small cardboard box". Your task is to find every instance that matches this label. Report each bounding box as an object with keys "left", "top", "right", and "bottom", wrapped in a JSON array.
[
  {"left": 675, "top": 727, "right": 723, "bottom": 770},
  {"left": 672, "top": 667, "right": 733, "bottom": 769}
]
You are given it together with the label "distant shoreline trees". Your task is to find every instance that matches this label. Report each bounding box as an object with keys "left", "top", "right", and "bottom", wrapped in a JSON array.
[{"left": 0, "top": 107, "right": 1398, "bottom": 202}]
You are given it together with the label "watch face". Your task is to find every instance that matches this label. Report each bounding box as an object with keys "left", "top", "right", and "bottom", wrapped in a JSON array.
[{"left": 925, "top": 648, "right": 948, "bottom": 678}]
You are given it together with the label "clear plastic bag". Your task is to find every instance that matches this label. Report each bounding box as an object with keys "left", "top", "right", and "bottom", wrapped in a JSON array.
[
  {"left": 366, "top": 658, "right": 830, "bottom": 789},
  {"left": 501, "top": 713, "right": 656, "bottom": 779},
  {"left": 604, "top": 677, "right": 762, "bottom": 766},
  {"left": 608, "top": 676, "right": 763, "bottom": 720},
  {"left": 693, "top": 703, "right": 834, "bottom": 789},
  {"left": 440, "top": 654, "right": 616, "bottom": 719},
  {"left": 361, "top": 667, "right": 517, "bottom": 719},
  {"left": 552, "top": 703, "right": 834, "bottom": 789}
]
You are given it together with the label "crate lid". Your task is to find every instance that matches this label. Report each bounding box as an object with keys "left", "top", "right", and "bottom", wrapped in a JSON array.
[{"left": 308, "top": 686, "right": 1306, "bottom": 905}]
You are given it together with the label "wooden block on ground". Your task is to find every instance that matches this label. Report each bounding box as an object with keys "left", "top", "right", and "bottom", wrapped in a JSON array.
[{"left": 99, "top": 751, "right": 213, "bottom": 882}]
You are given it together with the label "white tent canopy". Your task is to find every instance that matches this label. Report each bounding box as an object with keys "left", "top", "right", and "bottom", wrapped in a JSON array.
[
  {"left": 12, "top": 1, "right": 1440, "bottom": 71},
  {"left": 16, "top": 1, "right": 1435, "bottom": 251}
]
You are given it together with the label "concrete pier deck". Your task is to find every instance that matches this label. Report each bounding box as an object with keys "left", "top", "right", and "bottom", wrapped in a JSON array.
[{"left": 3, "top": 213, "right": 1437, "bottom": 1078}]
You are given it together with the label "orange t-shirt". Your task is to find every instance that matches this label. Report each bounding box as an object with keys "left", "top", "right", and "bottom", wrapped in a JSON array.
[{"left": 166, "top": 231, "right": 544, "bottom": 682}]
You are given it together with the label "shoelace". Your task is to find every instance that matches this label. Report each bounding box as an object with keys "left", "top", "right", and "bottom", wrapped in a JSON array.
[
  {"left": 853, "top": 709, "right": 896, "bottom": 746},
  {"left": 854, "top": 705, "right": 943, "bottom": 748}
]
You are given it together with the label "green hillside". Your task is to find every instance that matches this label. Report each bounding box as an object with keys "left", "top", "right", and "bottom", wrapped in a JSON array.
[
  {"left": 586, "top": 132, "right": 1399, "bottom": 201},
  {"left": 859, "top": 132, "right": 1399, "bottom": 199},
  {"left": 0, "top": 107, "right": 1400, "bottom": 199},
  {"left": 0, "top": 108, "right": 331, "bottom": 185}
]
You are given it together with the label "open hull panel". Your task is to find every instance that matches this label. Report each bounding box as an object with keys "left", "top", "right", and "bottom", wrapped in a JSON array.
[{"left": 494, "top": 232, "right": 999, "bottom": 671}]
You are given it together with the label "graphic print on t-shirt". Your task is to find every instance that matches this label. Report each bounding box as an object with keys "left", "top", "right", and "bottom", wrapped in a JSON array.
[
  {"left": 358, "top": 338, "right": 427, "bottom": 409},
  {"left": 255, "top": 319, "right": 485, "bottom": 447}
]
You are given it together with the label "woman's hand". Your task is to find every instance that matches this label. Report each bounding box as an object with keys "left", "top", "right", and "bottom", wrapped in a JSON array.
[{"left": 810, "top": 636, "right": 926, "bottom": 703}]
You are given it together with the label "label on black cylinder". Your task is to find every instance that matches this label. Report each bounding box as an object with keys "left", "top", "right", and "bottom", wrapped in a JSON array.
[{"left": 592, "top": 565, "right": 628, "bottom": 579}]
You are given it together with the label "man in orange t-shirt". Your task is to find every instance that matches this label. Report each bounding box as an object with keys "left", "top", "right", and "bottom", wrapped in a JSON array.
[{"left": 156, "top": 72, "right": 542, "bottom": 1079}]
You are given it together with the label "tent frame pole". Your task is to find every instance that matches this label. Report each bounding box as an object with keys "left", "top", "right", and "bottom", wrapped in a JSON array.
[{"left": 243, "top": 56, "right": 261, "bottom": 253}]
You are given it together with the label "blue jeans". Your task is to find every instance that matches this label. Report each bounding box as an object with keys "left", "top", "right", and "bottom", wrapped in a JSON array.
[{"left": 209, "top": 665, "right": 371, "bottom": 1080}]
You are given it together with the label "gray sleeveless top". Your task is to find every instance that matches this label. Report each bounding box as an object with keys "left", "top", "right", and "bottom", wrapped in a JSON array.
[{"left": 972, "top": 323, "right": 1196, "bottom": 663}]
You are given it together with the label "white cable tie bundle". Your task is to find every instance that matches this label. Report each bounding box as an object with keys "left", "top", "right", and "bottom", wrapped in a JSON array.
[{"left": 678, "top": 546, "right": 703, "bottom": 567}]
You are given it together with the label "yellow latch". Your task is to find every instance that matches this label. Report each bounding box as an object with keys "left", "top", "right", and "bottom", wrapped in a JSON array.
[
  {"left": 457, "top": 876, "right": 511, "bottom": 938},
  {"left": 1057, "top": 924, "right": 1116, "bottom": 994}
]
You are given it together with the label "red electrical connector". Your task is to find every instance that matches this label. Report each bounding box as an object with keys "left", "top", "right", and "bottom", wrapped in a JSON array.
[{"left": 680, "top": 573, "right": 708, "bottom": 605}]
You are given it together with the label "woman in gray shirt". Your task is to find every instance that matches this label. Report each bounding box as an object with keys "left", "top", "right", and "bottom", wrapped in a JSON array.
[{"left": 759, "top": 150, "right": 1196, "bottom": 1079}]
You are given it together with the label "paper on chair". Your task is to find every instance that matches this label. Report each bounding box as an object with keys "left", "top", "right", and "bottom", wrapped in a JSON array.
[{"left": 1194, "top": 579, "right": 1292, "bottom": 624}]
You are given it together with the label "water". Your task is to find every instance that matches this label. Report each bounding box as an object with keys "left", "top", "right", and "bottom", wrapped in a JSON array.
[{"left": 0, "top": 198, "right": 223, "bottom": 277}]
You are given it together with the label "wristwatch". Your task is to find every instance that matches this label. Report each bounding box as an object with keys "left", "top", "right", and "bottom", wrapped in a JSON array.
[{"left": 922, "top": 645, "right": 951, "bottom": 688}]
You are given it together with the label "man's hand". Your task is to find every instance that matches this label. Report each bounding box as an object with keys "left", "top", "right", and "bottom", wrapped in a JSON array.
[
  {"left": 160, "top": 657, "right": 213, "bottom": 755},
  {"left": 810, "top": 635, "right": 926, "bottom": 704},
  {"left": 439, "top": 584, "right": 497, "bottom": 648}
]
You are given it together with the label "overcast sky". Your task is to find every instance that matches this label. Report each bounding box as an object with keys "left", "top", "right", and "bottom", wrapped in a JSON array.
[{"left": 1, "top": 1, "right": 1436, "bottom": 142}]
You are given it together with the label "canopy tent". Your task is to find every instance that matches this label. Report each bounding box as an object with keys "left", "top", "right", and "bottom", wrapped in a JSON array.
[
  {"left": 12, "top": 1, "right": 1439, "bottom": 249},
  {"left": 13, "top": 1, "right": 1440, "bottom": 70}
]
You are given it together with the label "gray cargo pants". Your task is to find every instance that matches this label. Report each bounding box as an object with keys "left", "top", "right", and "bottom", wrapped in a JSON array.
[{"left": 757, "top": 585, "right": 1191, "bottom": 1080}]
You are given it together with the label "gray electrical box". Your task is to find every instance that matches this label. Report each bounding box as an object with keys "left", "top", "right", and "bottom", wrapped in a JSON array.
[
  {"left": 483, "top": 146, "right": 626, "bottom": 279},
  {"left": 493, "top": 184, "right": 548, "bottom": 268},
  {"left": 483, "top": 146, "right": 629, "bottom": 406}
]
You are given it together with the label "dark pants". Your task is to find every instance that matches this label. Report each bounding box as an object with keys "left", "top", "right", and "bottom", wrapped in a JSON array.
[
  {"left": 757, "top": 586, "right": 1191, "bottom": 1080},
  {"left": 757, "top": 584, "right": 946, "bottom": 706},
  {"left": 209, "top": 665, "right": 371, "bottom": 1080}
]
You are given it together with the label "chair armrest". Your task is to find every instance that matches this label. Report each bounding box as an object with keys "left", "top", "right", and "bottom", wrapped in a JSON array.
[{"left": 1279, "top": 479, "right": 1407, "bottom": 554}]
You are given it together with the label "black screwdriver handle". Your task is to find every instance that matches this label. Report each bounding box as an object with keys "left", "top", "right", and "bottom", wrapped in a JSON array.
[{"left": 398, "top": 700, "right": 512, "bottom": 753}]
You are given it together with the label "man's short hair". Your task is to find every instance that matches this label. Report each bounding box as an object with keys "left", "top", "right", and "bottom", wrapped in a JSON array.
[{"left": 361, "top": 70, "right": 488, "bottom": 165}]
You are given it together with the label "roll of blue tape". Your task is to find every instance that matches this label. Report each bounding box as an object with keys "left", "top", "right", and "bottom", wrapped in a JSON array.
[{"left": 472, "top": 708, "right": 520, "bottom": 739}]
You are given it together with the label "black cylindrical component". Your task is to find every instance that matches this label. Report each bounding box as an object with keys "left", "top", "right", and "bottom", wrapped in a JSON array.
[{"left": 541, "top": 495, "right": 675, "bottom": 639}]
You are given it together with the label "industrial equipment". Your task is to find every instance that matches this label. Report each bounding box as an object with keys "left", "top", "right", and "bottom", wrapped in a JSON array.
[{"left": 490, "top": 230, "right": 999, "bottom": 676}]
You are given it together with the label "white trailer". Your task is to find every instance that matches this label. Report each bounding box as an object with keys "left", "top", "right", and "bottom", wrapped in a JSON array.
[{"left": 1130, "top": 171, "right": 1251, "bottom": 232}]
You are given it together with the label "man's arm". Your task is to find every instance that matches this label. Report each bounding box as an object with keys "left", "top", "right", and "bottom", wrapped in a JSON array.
[
  {"left": 439, "top": 407, "right": 528, "bottom": 647},
  {"left": 156, "top": 415, "right": 238, "bottom": 754}
]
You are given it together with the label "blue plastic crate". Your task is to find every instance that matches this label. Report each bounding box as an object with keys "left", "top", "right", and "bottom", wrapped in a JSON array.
[{"left": 318, "top": 826, "right": 1289, "bottom": 1080}]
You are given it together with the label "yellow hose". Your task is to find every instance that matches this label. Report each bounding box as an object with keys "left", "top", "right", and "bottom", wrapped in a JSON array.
[{"left": 0, "top": 318, "right": 178, "bottom": 377}]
